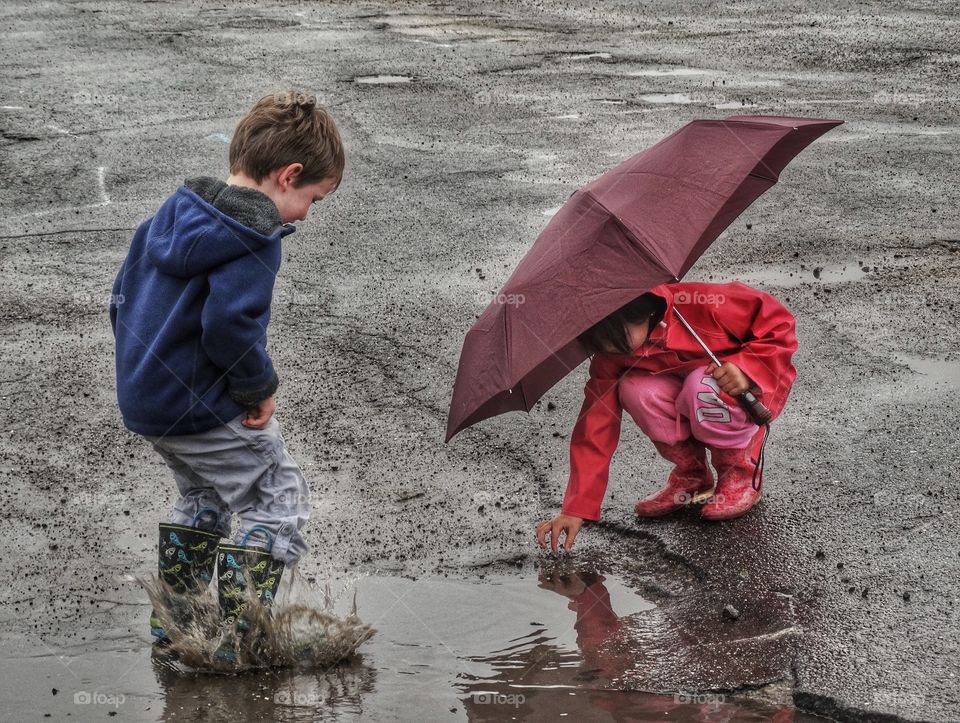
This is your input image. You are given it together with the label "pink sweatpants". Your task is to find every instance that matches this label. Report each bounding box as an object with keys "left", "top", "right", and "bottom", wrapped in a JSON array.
[{"left": 618, "top": 365, "right": 757, "bottom": 448}]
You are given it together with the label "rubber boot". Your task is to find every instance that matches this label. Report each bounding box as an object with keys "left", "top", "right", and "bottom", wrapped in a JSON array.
[
  {"left": 701, "top": 445, "right": 762, "bottom": 520},
  {"left": 213, "top": 532, "right": 284, "bottom": 667},
  {"left": 150, "top": 522, "right": 220, "bottom": 650},
  {"left": 634, "top": 438, "right": 715, "bottom": 517}
]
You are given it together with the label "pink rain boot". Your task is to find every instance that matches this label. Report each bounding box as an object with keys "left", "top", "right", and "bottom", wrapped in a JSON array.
[
  {"left": 635, "top": 439, "right": 715, "bottom": 517},
  {"left": 701, "top": 446, "right": 762, "bottom": 520}
]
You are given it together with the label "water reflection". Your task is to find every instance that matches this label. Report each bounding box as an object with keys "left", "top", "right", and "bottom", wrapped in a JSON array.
[
  {"left": 460, "top": 562, "right": 805, "bottom": 722},
  {"left": 153, "top": 655, "right": 376, "bottom": 722}
]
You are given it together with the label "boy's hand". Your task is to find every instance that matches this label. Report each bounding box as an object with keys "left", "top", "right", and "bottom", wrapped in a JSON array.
[
  {"left": 242, "top": 395, "right": 276, "bottom": 429},
  {"left": 535, "top": 514, "right": 584, "bottom": 554},
  {"left": 705, "top": 362, "right": 752, "bottom": 397}
]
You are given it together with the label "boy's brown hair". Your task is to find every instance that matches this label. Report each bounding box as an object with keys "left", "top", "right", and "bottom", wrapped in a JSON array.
[{"left": 229, "top": 91, "right": 345, "bottom": 188}]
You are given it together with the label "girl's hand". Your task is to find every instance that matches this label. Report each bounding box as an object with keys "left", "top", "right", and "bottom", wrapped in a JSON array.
[
  {"left": 535, "top": 514, "right": 584, "bottom": 554},
  {"left": 705, "top": 362, "right": 753, "bottom": 397}
]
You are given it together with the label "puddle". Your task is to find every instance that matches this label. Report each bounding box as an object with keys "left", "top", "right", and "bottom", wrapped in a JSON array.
[
  {"left": 737, "top": 261, "right": 869, "bottom": 287},
  {"left": 376, "top": 14, "right": 534, "bottom": 42},
  {"left": 639, "top": 93, "right": 695, "bottom": 104},
  {"left": 562, "top": 52, "right": 612, "bottom": 61},
  {"left": 0, "top": 566, "right": 818, "bottom": 720},
  {"left": 894, "top": 354, "right": 960, "bottom": 389},
  {"left": 354, "top": 75, "right": 413, "bottom": 85},
  {"left": 714, "top": 101, "right": 759, "bottom": 110},
  {"left": 627, "top": 67, "right": 711, "bottom": 77}
]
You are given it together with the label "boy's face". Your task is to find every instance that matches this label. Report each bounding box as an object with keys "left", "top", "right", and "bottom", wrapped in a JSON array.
[{"left": 273, "top": 175, "right": 338, "bottom": 225}]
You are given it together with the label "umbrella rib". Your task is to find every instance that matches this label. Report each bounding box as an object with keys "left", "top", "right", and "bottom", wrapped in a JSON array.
[
  {"left": 581, "top": 188, "right": 676, "bottom": 276},
  {"left": 747, "top": 170, "right": 778, "bottom": 183}
]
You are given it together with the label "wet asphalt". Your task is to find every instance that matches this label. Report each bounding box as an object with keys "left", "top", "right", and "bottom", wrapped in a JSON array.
[{"left": 1, "top": 1, "right": 958, "bottom": 721}]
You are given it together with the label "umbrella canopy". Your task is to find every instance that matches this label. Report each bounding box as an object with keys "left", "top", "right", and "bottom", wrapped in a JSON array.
[{"left": 445, "top": 115, "right": 842, "bottom": 442}]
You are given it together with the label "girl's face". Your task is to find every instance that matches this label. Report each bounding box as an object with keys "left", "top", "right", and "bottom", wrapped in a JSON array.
[{"left": 602, "top": 318, "right": 652, "bottom": 354}]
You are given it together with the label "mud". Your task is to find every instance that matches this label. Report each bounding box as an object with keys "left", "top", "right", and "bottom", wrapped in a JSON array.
[{"left": 1, "top": 0, "right": 958, "bottom": 721}]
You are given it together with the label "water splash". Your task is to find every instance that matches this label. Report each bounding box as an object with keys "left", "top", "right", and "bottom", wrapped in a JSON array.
[{"left": 137, "top": 571, "right": 375, "bottom": 673}]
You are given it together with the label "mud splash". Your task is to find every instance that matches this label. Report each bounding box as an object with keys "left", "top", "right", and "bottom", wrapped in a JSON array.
[{"left": 139, "top": 571, "right": 374, "bottom": 673}]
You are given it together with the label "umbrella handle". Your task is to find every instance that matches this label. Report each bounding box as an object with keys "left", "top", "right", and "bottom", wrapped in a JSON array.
[{"left": 739, "top": 391, "right": 773, "bottom": 426}]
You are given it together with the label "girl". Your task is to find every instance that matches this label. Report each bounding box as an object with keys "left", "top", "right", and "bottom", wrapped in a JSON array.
[{"left": 536, "top": 281, "right": 798, "bottom": 554}]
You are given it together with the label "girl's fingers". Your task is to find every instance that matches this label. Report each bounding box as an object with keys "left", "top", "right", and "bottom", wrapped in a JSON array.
[{"left": 564, "top": 525, "right": 580, "bottom": 552}]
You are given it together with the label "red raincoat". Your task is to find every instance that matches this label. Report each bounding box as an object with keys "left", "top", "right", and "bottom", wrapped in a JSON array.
[{"left": 561, "top": 281, "right": 798, "bottom": 521}]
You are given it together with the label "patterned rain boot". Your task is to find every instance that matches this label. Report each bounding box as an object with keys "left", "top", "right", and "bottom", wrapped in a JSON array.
[
  {"left": 634, "top": 438, "right": 715, "bottom": 517},
  {"left": 701, "top": 445, "right": 762, "bottom": 520},
  {"left": 150, "top": 518, "right": 220, "bottom": 652},
  {"left": 213, "top": 527, "right": 285, "bottom": 667}
]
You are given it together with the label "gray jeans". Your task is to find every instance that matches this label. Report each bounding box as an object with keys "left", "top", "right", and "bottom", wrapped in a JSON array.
[{"left": 143, "top": 412, "right": 311, "bottom": 566}]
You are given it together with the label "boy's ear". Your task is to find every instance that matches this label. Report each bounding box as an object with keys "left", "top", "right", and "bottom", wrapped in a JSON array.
[{"left": 274, "top": 163, "right": 304, "bottom": 189}]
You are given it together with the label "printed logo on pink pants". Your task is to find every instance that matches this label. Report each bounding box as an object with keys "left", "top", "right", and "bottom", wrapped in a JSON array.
[{"left": 696, "top": 375, "right": 731, "bottom": 424}]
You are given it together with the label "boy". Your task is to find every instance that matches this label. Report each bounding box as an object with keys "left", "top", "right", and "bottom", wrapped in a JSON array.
[{"left": 109, "top": 91, "right": 344, "bottom": 663}]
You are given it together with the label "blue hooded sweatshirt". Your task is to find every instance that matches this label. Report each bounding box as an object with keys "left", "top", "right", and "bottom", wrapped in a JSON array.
[{"left": 110, "top": 179, "right": 296, "bottom": 436}]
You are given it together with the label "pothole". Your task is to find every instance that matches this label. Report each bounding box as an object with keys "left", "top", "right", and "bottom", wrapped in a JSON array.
[
  {"left": 737, "top": 261, "right": 868, "bottom": 287},
  {"left": 354, "top": 74, "right": 413, "bottom": 85},
  {"left": 714, "top": 101, "right": 759, "bottom": 109},
  {"left": 893, "top": 354, "right": 960, "bottom": 389},
  {"left": 374, "top": 14, "right": 535, "bottom": 41},
  {"left": 560, "top": 51, "right": 613, "bottom": 61},
  {"left": 626, "top": 67, "right": 713, "bottom": 77},
  {"left": 640, "top": 93, "right": 696, "bottom": 104}
]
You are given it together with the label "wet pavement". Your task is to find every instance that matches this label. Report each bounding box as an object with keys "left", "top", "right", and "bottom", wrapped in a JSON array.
[{"left": 1, "top": 0, "right": 959, "bottom": 721}]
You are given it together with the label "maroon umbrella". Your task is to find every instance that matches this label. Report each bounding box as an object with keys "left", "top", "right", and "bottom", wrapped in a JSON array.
[{"left": 445, "top": 115, "right": 842, "bottom": 442}]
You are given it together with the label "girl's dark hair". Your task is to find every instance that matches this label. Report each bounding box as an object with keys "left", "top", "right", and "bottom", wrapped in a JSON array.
[{"left": 577, "top": 292, "right": 666, "bottom": 355}]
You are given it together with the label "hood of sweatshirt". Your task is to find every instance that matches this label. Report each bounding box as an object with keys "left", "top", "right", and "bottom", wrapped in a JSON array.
[{"left": 145, "top": 178, "right": 295, "bottom": 278}]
